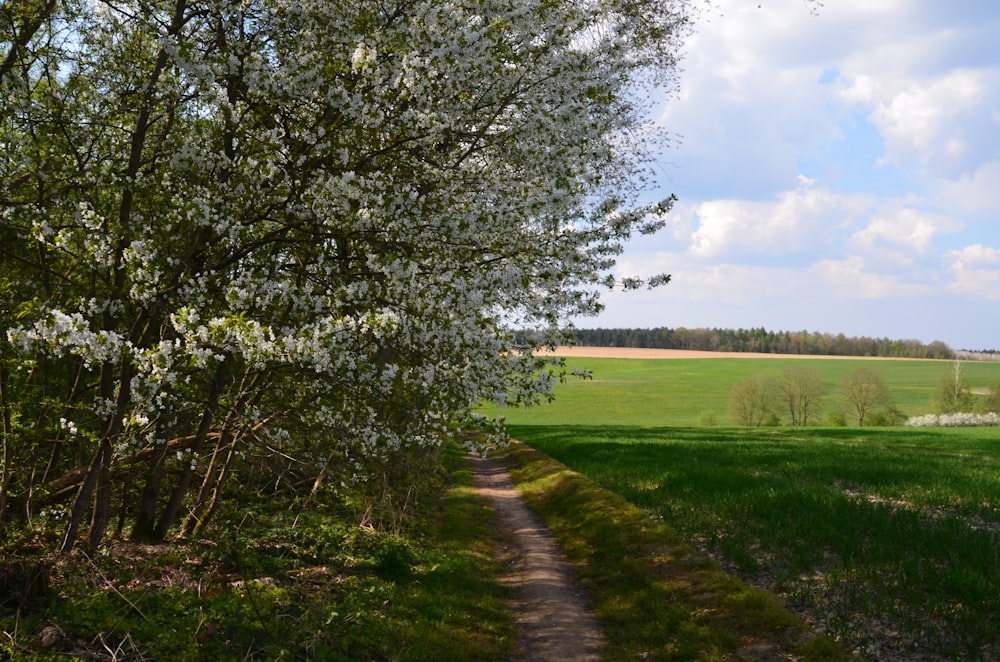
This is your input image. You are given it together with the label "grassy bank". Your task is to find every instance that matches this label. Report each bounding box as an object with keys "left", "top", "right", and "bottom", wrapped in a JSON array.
[{"left": 510, "top": 424, "right": 1000, "bottom": 660}]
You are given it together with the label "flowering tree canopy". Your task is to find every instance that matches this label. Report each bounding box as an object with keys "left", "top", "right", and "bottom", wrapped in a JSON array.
[{"left": 1, "top": 0, "right": 687, "bottom": 551}]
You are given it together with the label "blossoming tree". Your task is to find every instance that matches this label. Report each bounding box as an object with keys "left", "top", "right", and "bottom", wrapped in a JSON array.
[{"left": 1, "top": 0, "right": 686, "bottom": 551}]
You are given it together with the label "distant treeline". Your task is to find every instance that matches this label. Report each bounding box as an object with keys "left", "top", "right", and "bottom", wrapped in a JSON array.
[{"left": 570, "top": 327, "right": 957, "bottom": 360}]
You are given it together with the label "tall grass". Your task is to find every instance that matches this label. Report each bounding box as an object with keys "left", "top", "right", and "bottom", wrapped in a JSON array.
[{"left": 510, "top": 424, "right": 1000, "bottom": 660}]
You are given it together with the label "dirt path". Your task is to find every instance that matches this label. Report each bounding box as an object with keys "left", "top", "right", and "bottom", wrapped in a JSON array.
[{"left": 470, "top": 455, "right": 605, "bottom": 661}]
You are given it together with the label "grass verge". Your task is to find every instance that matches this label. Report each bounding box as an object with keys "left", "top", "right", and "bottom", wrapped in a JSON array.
[{"left": 491, "top": 440, "right": 852, "bottom": 661}]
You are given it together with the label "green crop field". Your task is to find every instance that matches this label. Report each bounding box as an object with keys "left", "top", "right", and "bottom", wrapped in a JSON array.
[
  {"left": 485, "top": 356, "right": 1000, "bottom": 426},
  {"left": 493, "top": 356, "right": 1000, "bottom": 659}
]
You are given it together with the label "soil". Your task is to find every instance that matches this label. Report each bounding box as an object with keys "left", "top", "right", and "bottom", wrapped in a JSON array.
[{"left": 470, "top": 455, "right": 604, "bottom": 661}]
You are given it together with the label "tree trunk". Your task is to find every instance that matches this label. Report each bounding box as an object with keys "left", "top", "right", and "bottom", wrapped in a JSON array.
[
  {"left": 130, "top": 438, "right": 171, "bottom": 541},
  {"left": 0, "top": 360, "right": 13, "bottom": 539},
  {"left": 152, "top": 415, "right": 213, "bottom": 542},
  {"left": 59, "top": 352, "right": 132, "bottom": 554},
  {"left": 0, "top": 0, "right": 59, "bottom": 84},
  {"left": 152, "top": 363, "right": 227, "bottom": 541},
  {"left": 88, "top": 440, "right": 115, "bottom": 549},
  {"left": 59, "top": 436, "right": 111, "bottom": 554},
  {"left": 191, "top": 436, "right": 240, "bottom": 538},
  {"left": 303, "top": 466, "right": 328, "bottom": 509},
  {"left": 179, "top": 429, "right": 233, "bottom": 539}
]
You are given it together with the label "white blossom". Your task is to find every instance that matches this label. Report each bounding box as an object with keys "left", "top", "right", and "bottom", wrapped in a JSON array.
[
  {"left": 2, "top": 0, "right": 689, "bottom": 545},
  {"left": 905, "top": 412, "right": 1000, "bottom": 427},
  {"left": 351, "top": 40, "right": 377, "bottom": 72}
]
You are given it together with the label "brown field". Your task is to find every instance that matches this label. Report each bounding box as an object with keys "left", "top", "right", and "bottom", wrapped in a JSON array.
[{"left": 539, "top": 346, "right": 922, "bottom": 360}]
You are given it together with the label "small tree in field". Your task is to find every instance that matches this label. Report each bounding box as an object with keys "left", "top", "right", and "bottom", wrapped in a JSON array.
[
  {"left": 840, "top": 367, "right": 891, "bottom": 426},
  {"left": 979, "top": 383, "right": 1000, "bottom": 415},
  {"left": 729, "top": 375, "right": 776, "bottom": 427},
  {"left": 933, "top": 362, "right": 975, "bottom": 414},
  {"left": 774, "top": 366, "right": 825, "bottom": 426}
]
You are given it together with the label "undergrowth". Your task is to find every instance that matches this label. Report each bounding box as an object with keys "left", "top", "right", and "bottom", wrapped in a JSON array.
[{"left": 0, "top": 445, "right": 515, "bottom": 660}]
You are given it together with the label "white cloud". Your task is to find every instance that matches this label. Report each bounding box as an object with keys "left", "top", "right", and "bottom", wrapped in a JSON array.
[
  {"left": 946, "top": 244, "right": 1000, "bottom": 301},
  {"left": 611, "top": 253, "right": 814, "bottom": 305},
  {"left": 654, "top": 3, "right": 851, "bottom": 199},
  {"left": 867, "top": 70, "right": 995, "bottom": 176},
  {"left": 679, "top": 2, "right": 1000, "bottom": 183},
  {"left": 847, "top": 208, "right": 962, "bottom": 264},
  {"left": 676, "top": 263, "right": 801, "bottom": 303},
  {"left": 838, "top": 74, "right": 881, "bottom": 106},
  {"left": 812, "top": 256, "right": 933, "bottom": 300},
  {"left": 684, "top": 186, "right": 864, "bottom": 259},
  {"left": 936, "top": 161, "right": 1000, "bottom": 213},
  {"left": 592, "top": 0, "right": 1000, "bottom": 350},
  {"left": 948, "top": 244, "right": 1000, "bottom": 266}
]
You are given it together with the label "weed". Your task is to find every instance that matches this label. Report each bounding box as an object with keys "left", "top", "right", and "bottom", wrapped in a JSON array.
[{"left": 372, "top": 536, "right": 415, "bottom": 581}]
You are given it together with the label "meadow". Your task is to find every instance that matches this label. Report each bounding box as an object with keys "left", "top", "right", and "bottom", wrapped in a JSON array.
[
  {"left": 493, "top": 354, "right": 1000, "bottom": 426},
  {"left": 492, "top": 354, "right": 1000, "bottom": 659}
]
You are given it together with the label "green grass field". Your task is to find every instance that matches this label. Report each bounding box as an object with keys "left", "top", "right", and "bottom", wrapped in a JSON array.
[
  {"left": 493, "top": 440, "right": 853, "bottom": 661},
  {"left": 487, "top": 356, "right": 1000, "bottom": 426},
  {"left": 493, "top": 355, "right": 1000, "bottom": 659}
]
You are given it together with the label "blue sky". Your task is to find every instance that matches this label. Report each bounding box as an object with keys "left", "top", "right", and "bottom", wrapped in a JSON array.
[{"left": 585, "top": 0, "right": 1000, "bottom": 351}]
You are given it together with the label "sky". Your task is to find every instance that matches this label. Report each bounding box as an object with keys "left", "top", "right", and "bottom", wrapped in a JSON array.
[{"left": 583, "top": 0, "right": 1000, "bottom": 351}]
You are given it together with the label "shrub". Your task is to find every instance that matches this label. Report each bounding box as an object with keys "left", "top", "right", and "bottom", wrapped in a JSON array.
[
  {"left": 827, "top": 411, "right": 848, "bottom": 427},
  {"left": 774, "top": 366, "right": 825, "bottom": 426},
  {"left": 905, "top": 412, "right": 1000, "bottom": 427},
  {"left": 372, "top": 537, "right": 415, "bottom": 582},
  {"left": 728, "top": 375, "right": 777, "bottom": 427},
  {"left": 840, "top": 367, "right": 890, "bottom": 426},
  {"left": 980, "top": 383, "right": 1000, "bottom": 415},
  {"left": 931, "top": 362, "right": 975, "bottom": 414},
  {"left": 866, "top": 406, "right": 906, "bottom": 427},
  {"left": 763, "top": 412, "right": 783, "bottom": 427}
]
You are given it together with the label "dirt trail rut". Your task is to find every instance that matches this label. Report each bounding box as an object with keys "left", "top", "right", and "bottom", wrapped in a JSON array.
[{"left": 470, "top": 455, "right": 605, "bottom": 661}]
